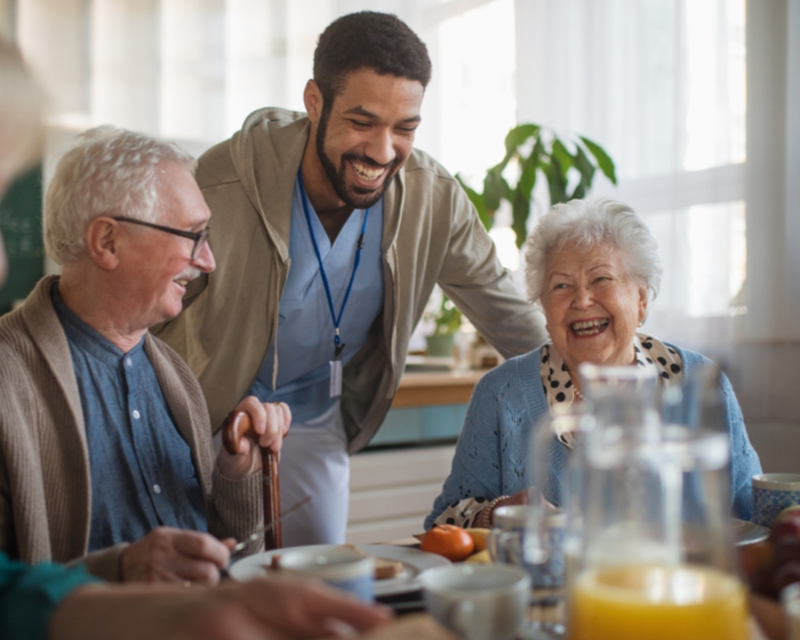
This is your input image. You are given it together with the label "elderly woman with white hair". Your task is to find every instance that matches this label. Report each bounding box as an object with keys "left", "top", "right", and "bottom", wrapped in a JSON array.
[{"left": 425, "top": 197, "right": 761, "bottom": 530}]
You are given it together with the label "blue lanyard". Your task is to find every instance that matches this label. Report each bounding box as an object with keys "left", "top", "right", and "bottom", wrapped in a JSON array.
[{"left": 297, "top": 167, "right": 370, "bottom": 358}]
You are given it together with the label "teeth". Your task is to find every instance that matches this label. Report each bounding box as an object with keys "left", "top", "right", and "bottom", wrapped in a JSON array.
[
  {"left": 571, "top": 319, "right": 609, "bottom": 335},
  {"left": 175, "top": 279, "right": 189, "bottom": 286},
  {"left": 352, "top": 161, "right": 384, "bottom": 181}
]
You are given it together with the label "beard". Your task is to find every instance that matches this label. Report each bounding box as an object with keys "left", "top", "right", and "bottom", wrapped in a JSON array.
[{"left": 315, "top": 107, "right": 402, "bottom": 210}]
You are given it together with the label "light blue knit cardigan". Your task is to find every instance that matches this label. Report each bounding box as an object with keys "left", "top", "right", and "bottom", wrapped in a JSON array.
[{"left": 425, "top": 343, "right": 762, "bottom": 529}]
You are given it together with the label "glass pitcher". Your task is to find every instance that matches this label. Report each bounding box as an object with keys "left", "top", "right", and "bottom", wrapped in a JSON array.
[{"left": 565, "top": 423, "right": 748, "bottom": 640}]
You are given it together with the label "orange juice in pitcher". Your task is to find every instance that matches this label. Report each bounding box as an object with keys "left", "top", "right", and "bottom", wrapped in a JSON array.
[{"left": 568, "top": 564, "right": 749, "bottom": 640}]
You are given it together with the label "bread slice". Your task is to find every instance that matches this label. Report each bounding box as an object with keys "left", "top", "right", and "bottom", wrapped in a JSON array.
[{"left": 373, "top": 556, "right": 404, "bottom": 580}]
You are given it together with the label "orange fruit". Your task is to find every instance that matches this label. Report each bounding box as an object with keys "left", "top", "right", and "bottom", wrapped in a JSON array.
[{"left": 420, "top": 525, "right": 475, "bottom": 562}]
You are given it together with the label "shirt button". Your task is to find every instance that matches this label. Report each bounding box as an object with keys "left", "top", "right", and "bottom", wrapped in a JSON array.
[
  {"left": 153, "top": 484, "right": 161, "bottom": 494},
  {"left": 125, "top": 358, "right": 132, "bottom": 367},
  {"left": 132, "top": 409, "right": 140, "bottom": 419}
]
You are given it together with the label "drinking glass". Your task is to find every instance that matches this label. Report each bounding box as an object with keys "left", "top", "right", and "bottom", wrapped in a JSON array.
[{"left": 522, "top": 411, "right": 597, "bottom": 639}]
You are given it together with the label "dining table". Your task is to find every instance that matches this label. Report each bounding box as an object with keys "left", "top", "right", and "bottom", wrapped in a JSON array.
[
  {"left": 228, "top": 535, "right": 777, "bottom": 639},
  {"left": 370, "top": 538, "right": 773, "bottom": 640}
]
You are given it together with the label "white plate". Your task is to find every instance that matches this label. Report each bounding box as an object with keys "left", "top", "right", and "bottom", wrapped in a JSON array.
[
  {"left": 732, "top": 518, "right": 769, "bottom": 547},
  {"left": 229, "top": 544, "right": 451, "bottom": 597}
]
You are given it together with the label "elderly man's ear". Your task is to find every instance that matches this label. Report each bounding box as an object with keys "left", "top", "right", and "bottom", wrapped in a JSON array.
[{"left": 84, "top": 217, "right": 122, "bottom": 271}]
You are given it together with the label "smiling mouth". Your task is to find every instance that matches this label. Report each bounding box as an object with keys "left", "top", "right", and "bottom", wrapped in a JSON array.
[
  {"left": 570, "top": 319, "right": 609, "bottom": 337},
  {"left": 350, "top": 159, "right": 387, "bottom": 185}
]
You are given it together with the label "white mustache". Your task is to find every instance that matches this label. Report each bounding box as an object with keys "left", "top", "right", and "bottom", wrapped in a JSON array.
[{"left": 174, "top": 267, "right": 202, "bottom": 283}]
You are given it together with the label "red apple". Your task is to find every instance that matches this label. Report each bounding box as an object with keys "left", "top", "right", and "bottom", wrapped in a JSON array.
[
  {"left": 770, "top": 508, "right": 800, "bottom": 542},
  {"left": 775, "top": 537, "right": 800, "bottom": 565},
  {"left": 773, "top": 561, "right": 800, "bottom": 594},
  {"left": 774, "top": 505, "right": 800, "bottom": 530}
]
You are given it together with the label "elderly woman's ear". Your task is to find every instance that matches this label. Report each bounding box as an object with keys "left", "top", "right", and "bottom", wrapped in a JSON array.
[{"left": 637, "top": 285, "right": 648, "bottom": 325}]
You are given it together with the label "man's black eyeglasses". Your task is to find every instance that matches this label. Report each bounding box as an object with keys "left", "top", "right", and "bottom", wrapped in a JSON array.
[{"left": 113, "top": 217, "right": 210, "bottom": 260}]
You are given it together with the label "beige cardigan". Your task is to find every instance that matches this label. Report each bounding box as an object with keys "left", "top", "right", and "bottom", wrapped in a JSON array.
[
  {"left": 156, "top": 108, "right": 548, "bottom": 451},
  {"left": 0, "top": 277, "right": 263, "bottom": 581}
]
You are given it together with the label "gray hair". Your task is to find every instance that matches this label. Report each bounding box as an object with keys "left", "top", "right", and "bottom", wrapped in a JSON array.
[
  {"left": 524, "top": 197, "right": 662, "bottom": 306},
  {"left": 44, "top": 126, "right": 196, "bottom": 265},
  {"left": 0, "top": 38, "right": 45, "bottom": 183}
]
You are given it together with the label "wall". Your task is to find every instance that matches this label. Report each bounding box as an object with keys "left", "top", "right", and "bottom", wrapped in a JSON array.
[{"left": 733, "top": 0, "right": 800, "bottom": 473}]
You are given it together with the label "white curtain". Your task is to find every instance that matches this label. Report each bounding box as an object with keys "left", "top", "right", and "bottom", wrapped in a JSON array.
[{"left": 515, "top": 0, "right": 748, "bottom": 357}]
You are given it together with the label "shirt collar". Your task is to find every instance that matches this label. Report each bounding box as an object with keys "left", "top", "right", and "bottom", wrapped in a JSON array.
[{"left": 51, "top": 282, "right": 145, "bottom": 367}]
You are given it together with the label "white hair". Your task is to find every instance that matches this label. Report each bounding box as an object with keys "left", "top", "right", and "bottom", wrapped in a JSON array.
[
  {"left": 44, "top": 126, "right": 196, "bottom": 265},
  {"left": 0, "top": 38, "right": 45, "bottom": 183},
  {"left": 524, "top": 197, "right": 662, "bottom": 308}
]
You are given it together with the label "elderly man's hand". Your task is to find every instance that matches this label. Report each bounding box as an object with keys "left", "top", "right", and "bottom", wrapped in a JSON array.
[
  {"left": 206, "top": 574, "right": 393, "bottom": 639},
  {"left": 216, "top": 396, "right": 292, "bottom": 480},
  {"left": 51, "top": 575, "right": 392, "bottom": 640},
  {"left": 120, "top": 527, "right": 232, "bottom": 585}
]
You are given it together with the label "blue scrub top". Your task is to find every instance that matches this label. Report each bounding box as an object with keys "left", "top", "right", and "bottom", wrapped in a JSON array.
[{"left": 248, "top": 178, "right": 385, "bottom": 423}]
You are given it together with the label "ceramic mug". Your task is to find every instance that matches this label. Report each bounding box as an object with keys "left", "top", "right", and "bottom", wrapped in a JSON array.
[
  {"left": 420, "top": 564, "right": 531, "bottom": 640},
  {"left": 277, "top": 547, "right": 374, "bottom": 602},
  {"left": 752, "top": 474, "right": 800, "bottom": 527}
]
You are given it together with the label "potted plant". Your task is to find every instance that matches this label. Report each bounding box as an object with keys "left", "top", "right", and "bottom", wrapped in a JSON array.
[
  {"left": 456, "top": 123, "right": 617, "bottom": 246},
  {"left": 424, "top": 293, "right": 462, "bottom": 357}
]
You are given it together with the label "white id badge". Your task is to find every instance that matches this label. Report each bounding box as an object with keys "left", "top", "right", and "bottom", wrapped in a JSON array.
[{"left": 329, "top": 359, "right": 343, "bottom": 397}]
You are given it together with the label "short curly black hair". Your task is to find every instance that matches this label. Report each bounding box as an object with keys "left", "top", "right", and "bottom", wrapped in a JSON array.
[{"left": 313, "top": 11, "right": 432, "bottom": 106}]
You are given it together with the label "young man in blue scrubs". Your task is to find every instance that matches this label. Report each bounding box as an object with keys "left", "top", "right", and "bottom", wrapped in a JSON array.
[{"left": 156, "top": 11, "right": 548, "bottom": 545}]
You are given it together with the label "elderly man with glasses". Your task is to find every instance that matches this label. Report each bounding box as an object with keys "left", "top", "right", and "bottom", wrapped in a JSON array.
[{"left": 0, "top": 126, "right": 291, "bottom": 583}]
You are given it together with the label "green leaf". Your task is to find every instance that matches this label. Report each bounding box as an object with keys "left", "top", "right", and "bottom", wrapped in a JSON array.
[
  {"left": 544, "top": 157, "right": 568, "bottom": 205},
  {"left": 580, "top": 136, "right": 617, "bottom": 184},
  {"left": 516, "top": 138, "right": 542, "bottom": 200},
  {"left": 551, "top": 138, "right": 574, "bottom": 180},
  {"left": 504, "top": 123, "right": 540, "bottom": 157},
  {"left": 517, "top": 158, "right": 538, "bottom": 204},
  {"left": 456, "top": 173, "right": 492, "bottom": 230},
  {"left": 512, "top": 190, "right": 530, "bottom": 249},
  {"left": 483, "top": 168, "right": 508, "bottom": 212},
  {"left": 570, "top": 178, "right": 587, "bottom": 201},
  {"left": 573, "top": 145, "right": 596, "bottom": 190},
  {"left": 434, "top": 295, "right": 462, "bottom": 335}
]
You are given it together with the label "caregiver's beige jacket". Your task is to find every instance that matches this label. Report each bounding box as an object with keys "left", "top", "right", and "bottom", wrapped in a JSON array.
[{"left": 156, "top": 108, "right": 547, "bottom": 452}]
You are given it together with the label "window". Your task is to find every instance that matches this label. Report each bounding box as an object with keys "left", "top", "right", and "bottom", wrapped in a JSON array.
[{"left": 517, "top": 0, "right": 748, "bottom": 349}]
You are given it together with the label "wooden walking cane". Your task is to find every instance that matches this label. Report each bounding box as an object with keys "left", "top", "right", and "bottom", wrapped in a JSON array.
[{"left": 221, "top": 410, "right": 282, "bottom": 550}]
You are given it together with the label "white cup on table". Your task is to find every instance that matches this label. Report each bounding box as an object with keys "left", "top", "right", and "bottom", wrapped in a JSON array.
[
  {"left": 277, "top": 547, "right": 375, "bottom": 602},
  {"left": 752, "top": 473, "right": 800, "bottom": 527},
  {"left": 420, "top": 564, "right": 530, "bottom": 640}
]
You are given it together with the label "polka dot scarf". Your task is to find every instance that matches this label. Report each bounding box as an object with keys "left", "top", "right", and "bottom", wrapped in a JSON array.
[{"left": 540, "top": 332, "right": 684, "bottom": 448}]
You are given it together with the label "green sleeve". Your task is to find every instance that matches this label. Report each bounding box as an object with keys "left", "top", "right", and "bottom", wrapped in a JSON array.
[{"left": 0, "top": 551, "right": 102, "bottom": 640}]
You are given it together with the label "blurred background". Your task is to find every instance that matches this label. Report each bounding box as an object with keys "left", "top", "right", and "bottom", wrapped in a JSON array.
[{"left": 0, "top": 1, "right": 798, "bottom": 530}]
